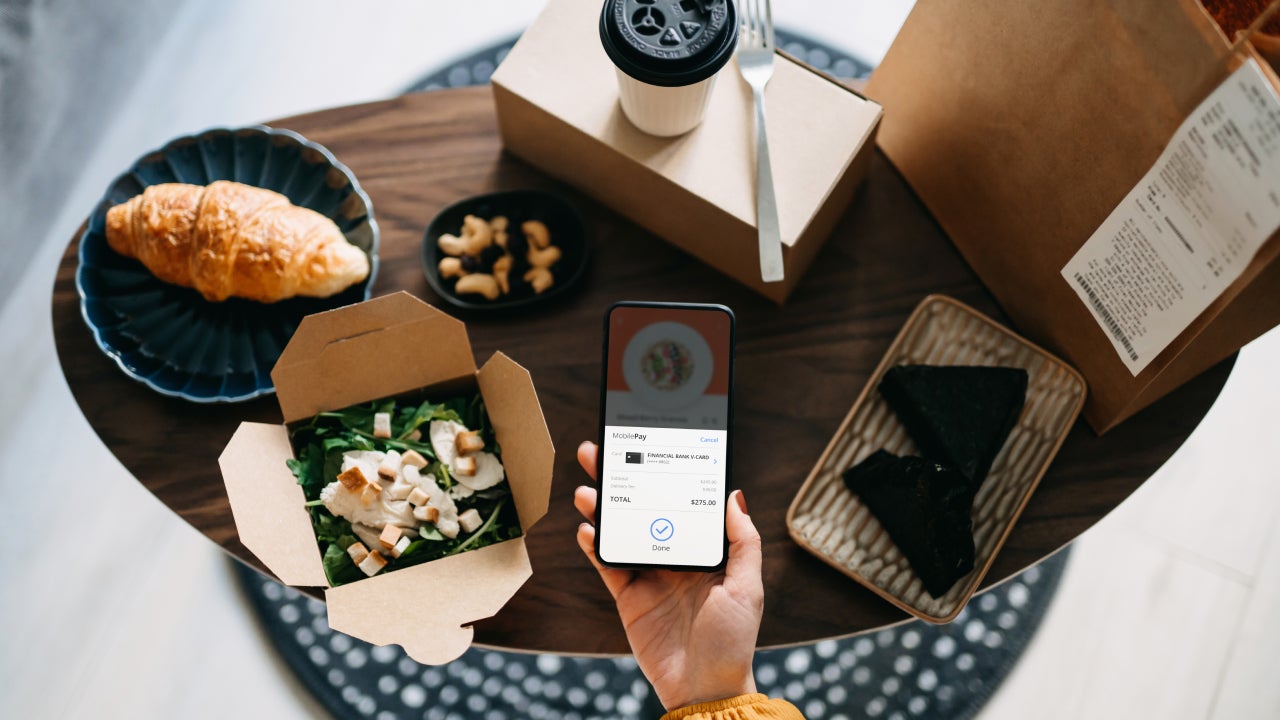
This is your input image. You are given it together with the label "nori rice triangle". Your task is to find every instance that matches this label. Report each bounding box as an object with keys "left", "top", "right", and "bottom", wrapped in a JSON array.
[
  {"left": 843, "top": 450, "right": 976, "bottom": 598},
  {"left": 878, "top": 365, "right": 1028, "bottom": 489}
]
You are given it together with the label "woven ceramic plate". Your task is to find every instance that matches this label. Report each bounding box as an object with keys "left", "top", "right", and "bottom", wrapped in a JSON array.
[{"left": 786, "top": 295, "right": 1086, "bottom": 622}]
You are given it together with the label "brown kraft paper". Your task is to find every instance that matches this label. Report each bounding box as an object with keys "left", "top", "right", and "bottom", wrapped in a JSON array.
[{"left": 866, "top": 0, "right": 1280, "bottom": 433}]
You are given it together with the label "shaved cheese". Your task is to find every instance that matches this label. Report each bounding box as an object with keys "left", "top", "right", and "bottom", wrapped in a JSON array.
[
  {"left": 453, "top": 452, "right": 506, "bottom": 491},
  {"left": 387, "top": 478, "right": 414, "bottom": 501},
  {"left": 323, "top": 478, "right": 416, "bottom": 529},
  {"left": 437, "top": 517, "right": 460, "bottom": 539},
  {"left": 429, "top": 420, "right": 468, "bottom": 467},
  {"left": 341, "top": 452, "right": 382, "bottom": 487}
]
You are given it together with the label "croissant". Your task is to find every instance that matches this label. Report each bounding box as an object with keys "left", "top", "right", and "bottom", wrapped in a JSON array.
[{"left": 105, "top": 180, "right": 370, "bottom": 303}]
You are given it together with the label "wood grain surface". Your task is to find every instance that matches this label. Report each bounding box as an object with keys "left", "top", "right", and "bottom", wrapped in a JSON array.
[{"left": 50, "top": 85, "right": 1233, "bottom": 654}]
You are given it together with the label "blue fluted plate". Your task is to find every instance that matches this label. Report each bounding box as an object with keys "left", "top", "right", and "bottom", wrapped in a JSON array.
[{"left": 76, "top": 126, "right": 379, "bottom": 403}]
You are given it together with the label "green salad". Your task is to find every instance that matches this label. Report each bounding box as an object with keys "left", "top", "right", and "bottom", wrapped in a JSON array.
[{"left": 287, "top": 393, "right": 523, "bottom": 587}]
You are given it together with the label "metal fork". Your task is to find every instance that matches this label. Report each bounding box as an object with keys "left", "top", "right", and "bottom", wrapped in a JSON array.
[{"left": 737, "top": 0, "right": 783, "bottom": 283}]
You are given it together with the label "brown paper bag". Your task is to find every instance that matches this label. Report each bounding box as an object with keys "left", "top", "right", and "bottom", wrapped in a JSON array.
[{"left": 866, "top": 0, "right": 1280, "bottom": 433}]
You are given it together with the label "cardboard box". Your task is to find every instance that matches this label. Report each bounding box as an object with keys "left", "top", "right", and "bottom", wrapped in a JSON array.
[
  {"left": 866, "top": 0, "right": 1280, "bottom": 432},
  {"left": 491, "top": 0, "right": 883, "bottom": 303},
  {"left": 219, "top": 292, "right": 554, "bottom": 665}
]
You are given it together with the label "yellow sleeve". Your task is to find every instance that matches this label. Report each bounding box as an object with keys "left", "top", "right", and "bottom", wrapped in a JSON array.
[{"left": 660, "top": 693, "right": 805, "bottom": 720}]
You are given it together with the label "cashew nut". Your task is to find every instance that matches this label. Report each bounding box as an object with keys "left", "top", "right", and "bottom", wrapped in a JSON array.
[
  {"left": 494, "top": 230, "right": 509, "bottom": 250},
  {"left": 522, "top": 220, "right": 551, "bottom": 249},
  {"left": 454, "top": 273, "right": 501, "bottom": 300},
  {"left": 438, "top": 256, "right": 465, "bottom": 279},
  {"left": 526, "top": 244, "right": 562, "bottom": 269},
  {"left": 489, "top": 216, "right": 509, "bottom": 232},
  {"left": 437, "top": 233, "right": 469, "bottom": 256},
  {"left": 523, "top": 266, "right": 554, "bottom": 294},
  {"left": 461, "top": 215, "right": 493, "bottom": 252},
  {"left": 492, "top": 254, "right": 513, "bottom": 295}
]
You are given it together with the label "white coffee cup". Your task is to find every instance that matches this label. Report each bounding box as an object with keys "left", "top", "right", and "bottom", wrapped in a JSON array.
[{"left": 599, "top": 0, "right": 738, "bottom": 137}]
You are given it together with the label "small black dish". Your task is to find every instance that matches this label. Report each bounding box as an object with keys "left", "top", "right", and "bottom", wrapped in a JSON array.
[{"left": 422, "top": 190, "right": 589, "bottom": 311}]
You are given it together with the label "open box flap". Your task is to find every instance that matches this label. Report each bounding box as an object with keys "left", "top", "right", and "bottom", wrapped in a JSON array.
[
  {"left": 219, "top": 422, "right": 329, "bottom": 587},
  {"left": 477, "top": 352, "right": 555, "bottom": 530},
  {"left": 272, "top": 292, "right": 477, "bottom": 423},
  {"left": 325, "top": 539, "right": 532, "bottom": 665}
]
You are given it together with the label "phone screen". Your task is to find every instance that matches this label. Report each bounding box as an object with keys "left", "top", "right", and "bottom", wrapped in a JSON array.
[{"left": 596, "top": 302, "right": 734, "bottom": 570}]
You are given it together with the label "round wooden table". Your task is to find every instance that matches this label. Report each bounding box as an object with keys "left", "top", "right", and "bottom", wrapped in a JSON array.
[{"left": 51, "top": 86, "right": 1232, "bottom": 654}]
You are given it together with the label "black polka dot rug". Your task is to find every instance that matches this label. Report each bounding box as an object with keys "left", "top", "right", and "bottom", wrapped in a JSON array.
[{"left": 234, "top": 547, "right": 1067, "bottom": 720}]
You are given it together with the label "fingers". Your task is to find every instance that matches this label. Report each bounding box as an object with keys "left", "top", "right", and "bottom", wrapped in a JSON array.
[
  {"left": 573, "top": 485, "right": 598, "bottom": 524},
  {"left": 576, "top": 521, "right": 633, "bottom": 598},
  {"left": 573, "top": 481, "right": 632, "bottom": 597},
  {"left": 724, "top": 489, "right": 764, "bottom": 598},
  {"left": 577, "top": 441, "right": 598, "bottom": 482}
]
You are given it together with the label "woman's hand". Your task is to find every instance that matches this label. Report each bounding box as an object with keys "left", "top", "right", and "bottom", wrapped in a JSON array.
[{"left": 573, "top": 441, "right": 764, "bottom": 711}]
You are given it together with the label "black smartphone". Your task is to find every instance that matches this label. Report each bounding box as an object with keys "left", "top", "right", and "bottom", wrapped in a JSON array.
[{"left": 594, "top": 301, "right": 735, "bottom": 571}]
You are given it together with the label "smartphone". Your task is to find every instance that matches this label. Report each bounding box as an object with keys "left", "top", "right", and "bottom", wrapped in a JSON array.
[{"left": 594, "top": 301, "right": 735, "bottom": 571}]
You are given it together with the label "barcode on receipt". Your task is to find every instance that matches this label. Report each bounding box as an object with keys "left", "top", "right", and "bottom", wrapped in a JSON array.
[{"left": 1073, "top": 272, "right": 1139, "bottom": 362}]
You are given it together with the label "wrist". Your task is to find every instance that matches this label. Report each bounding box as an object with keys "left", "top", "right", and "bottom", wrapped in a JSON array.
[{"left": 664, "top": 675, "right": 758, "bottom": 712}]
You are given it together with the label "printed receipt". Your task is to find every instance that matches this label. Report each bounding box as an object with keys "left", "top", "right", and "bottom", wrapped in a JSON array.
[{"left": 1062, "top": 58, "right": 1280, "bottom": 375}]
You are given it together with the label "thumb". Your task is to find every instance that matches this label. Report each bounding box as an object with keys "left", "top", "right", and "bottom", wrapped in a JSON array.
[{"left": 724, "top": 489, "right": 763, "bottom": 593}]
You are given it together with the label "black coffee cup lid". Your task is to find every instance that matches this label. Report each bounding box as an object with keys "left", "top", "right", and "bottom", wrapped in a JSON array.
[{"left": 600, "top": 0, "right": 738, "bottom": 87}]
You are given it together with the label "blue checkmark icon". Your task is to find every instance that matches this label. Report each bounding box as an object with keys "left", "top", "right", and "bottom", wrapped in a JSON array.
[{"left": 650, "top": 518, "right": 674, "bottom": 542}]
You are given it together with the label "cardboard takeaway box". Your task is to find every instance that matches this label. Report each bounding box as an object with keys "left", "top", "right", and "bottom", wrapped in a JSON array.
[
  {"left": 491, "top": 0, "right": 883, "bottom": 303},
  {"left": 866, "top": 0, "right": 1280, "bottom": 432},
  {"left": 218, "top": 292, "right": 554, "bottom": 665}
]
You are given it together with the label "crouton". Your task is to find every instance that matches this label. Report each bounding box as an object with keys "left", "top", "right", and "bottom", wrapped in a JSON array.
[
  {"left": 454, "top": 455, "right": 477, "bottom": 476},
  {"left": 458, "top": 508, "right": 483, "bottom": 534},
  {"left": 338, "top": 466, "right": 369, "bottom": 492},
  {"left": 346, "top": 541, "right": 370, "bottom": 565},
  {"left": 379, "top": 523, "right": 403, "bottom": 549},
  {"left": 360, "top": 480, "right": 383, "bottom": 507},
  {"left": 373, "top": 412, "right": 392, "bottom": 438},
  {"left": 407, "top": 487, "right": 430, "bottom": 507},
  {"left": 390, "top": 536, "right": 411, "bottom": 558},
  {"left": 401, "top": 449, "right": 428, "bottom": 469},
  {"left": 377, "top": 450, "right": 402, "bottom": 479},
  {"left": 455, "top": 430, "right": 485, "bottom": 455},
  {"left": 357, "top": 550, "right": 388, "bottom": 576},
  {"left": 413, "top": 505, "right": 440, "bottom": 523}
]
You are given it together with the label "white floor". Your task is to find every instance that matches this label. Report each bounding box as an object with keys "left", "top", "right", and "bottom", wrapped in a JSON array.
[{"left": 1, "top": 1, "right": 1276, "bottom": 718}]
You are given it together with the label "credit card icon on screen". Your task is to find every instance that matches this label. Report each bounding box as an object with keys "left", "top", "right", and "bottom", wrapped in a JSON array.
[{"left": 625, "top": 452, "right": 644, "bottom": 464}]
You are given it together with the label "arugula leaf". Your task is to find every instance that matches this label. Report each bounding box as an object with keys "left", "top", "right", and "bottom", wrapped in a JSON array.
[
  {"left": 322, "top": 540, "right": 366, "bottom": 586},
  {"left": 397, "top": 399, "right": 442, "bottom": 440},
  {"left": 310, "top": 509, "right": 354, "bottom": 545},
  {"left": 431, "top": 461, "right": 454, "bottom": 490},
  {"left": 287, "top": 441, "right": 326, "bottom": 494}
]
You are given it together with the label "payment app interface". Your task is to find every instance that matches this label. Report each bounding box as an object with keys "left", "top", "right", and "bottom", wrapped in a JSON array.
[{"left": 599, "top": 305, "right": 731, "bottom": 567}]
